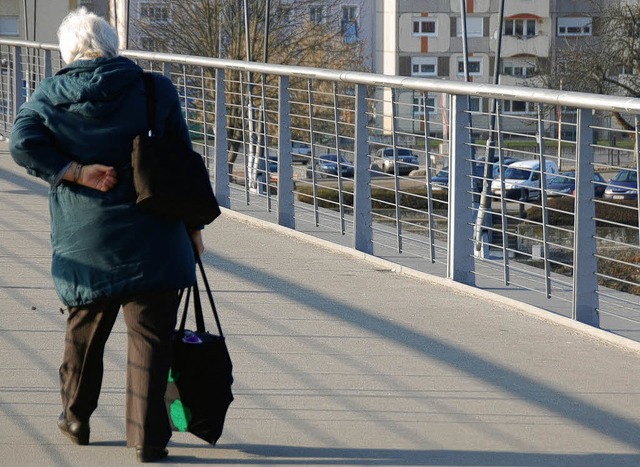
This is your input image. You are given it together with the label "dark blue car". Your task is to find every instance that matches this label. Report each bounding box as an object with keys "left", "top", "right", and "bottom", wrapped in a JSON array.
[
  {"left": 603, "top": 169, "right": 638, "bottom": 200},
  {"left": 309, "top": 154, "right": 354, "bottom": 178},
  {"left": 546, "top": 171, "right": 606, "bottom": 198}
]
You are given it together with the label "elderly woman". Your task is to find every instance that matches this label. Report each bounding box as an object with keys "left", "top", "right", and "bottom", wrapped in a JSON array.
[{"left": 9, "top": 8, "right": 202, "bottom": 463}]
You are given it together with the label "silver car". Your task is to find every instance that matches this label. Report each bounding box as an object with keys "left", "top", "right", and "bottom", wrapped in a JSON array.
[
  {"left": 291, "top": 141, "right": 312, "bottom": 164},
  {"left": 370, "top": 148, "right": 419, "bottom": 175}
]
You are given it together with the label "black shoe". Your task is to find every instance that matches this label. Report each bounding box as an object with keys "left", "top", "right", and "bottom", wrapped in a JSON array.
[
  {"left": 57, "top": 412, "right": 90, "bottom": 445},
  {"left": 135, "top": 446, "right": 169, "bottom": 463}
]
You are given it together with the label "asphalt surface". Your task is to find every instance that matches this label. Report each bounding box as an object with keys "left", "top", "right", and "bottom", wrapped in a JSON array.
[{"left": 1, "top": 140, "right": 640, "bottom": 466}]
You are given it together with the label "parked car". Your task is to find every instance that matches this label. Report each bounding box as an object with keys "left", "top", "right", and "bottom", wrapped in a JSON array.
[
  {"left": 267, "top": 156, "right": 278, "bottom": 183},
  {"left": 255, "top": 155, "right": 279, "bottom": 184},
  {"left": 474, "top": 157, "right": 519, "bottom": 193},
  {"left": 603, "top": 169, "right": 638, "bottom": 200},
  {"left": 370, "top": 148, "right": 419, "bottom": 175},
  {"left": 489, "top": 158, "right": 520, "bottom": 180},
  {"left": 308, "top": 154, "right": 354, "bottom": 178},
  {"left": 430, "top": 158, "right": 518, "bottom": 193},
  {"left": 545, "top": 171, "right": 607, "bottom": 198},
  {"left": 490, "top": 159, "right": 559, "bottom": 201},
  {"left": 431, "top": 167, "right": 449, "bottom": 191},
  {"left": 291, "top": 141, "right": 312, "bottom": 164}
]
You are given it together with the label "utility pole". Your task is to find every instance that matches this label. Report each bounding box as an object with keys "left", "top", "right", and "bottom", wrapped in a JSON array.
[
  {"left": 243, "top": 0, "right": 261, "bottom": 193},
  {"left": 459, "top": 0, "right": 469, "bottom": 82},
  {"left": 110, "top": 0, "right": 129, "bottom": 50},
  {"left": 22, "top": 0, "right": 29, "bottom": 41},
  {"left": 22, "top": 0, "right": 32, "bottom": 99},
  {"left": 473, "top": 0, "right": 505, "bottom": 252},
  {"left": 259, "top": 0, "right": 271, "bottom": 193}
]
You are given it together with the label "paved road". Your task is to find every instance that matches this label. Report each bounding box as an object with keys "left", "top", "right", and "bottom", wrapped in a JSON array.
[{"left": 1, "top": 141, "right": 640, "bottom": 466}]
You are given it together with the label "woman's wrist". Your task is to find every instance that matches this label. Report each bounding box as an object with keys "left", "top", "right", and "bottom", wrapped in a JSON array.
[{"left": 73, "top": 162, "right": 83, "bottom": 184}]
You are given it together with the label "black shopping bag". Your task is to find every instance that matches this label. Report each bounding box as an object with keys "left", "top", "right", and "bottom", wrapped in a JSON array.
[
  {"left": 132, "top": 73, "right": 221, "bottom": 226},
  {"left": 165, "top": 254, "right": 233, "bottom": 444}
]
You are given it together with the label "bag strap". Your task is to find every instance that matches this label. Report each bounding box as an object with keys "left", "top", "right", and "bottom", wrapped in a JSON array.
[
  {"left": 177, "top": 287, "right": 190, "bottom": 331},
  {"left": 195, "top": 252, "right": 225, "bottom": 338},
  {"left": 141, "top": 72, "right": 157, "bottom": 136},
  {"left": 176, "top": 252, "right": 225, "bottom": 338}
]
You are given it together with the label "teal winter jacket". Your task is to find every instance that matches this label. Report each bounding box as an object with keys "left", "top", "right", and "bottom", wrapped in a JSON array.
[{"left": 10, "top": 56, "right": 196, "bottom": 306}]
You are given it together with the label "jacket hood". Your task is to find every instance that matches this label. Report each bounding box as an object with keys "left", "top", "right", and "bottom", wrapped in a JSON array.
[{"left": 37, "top": 56, "right": 142, "bottom": 118}]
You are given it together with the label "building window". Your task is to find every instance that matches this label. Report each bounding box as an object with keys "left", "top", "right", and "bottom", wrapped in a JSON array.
[
  {"left": 413, "top": 95, "right": 437, "bottom": 117},
  {"left": 0, "top": 16, "right": 19, "bottom": 36},
  {"left": 456, "top": 17, "right": 484, "bottom": 37},
  {"left": 457, "top": 57, "right": 482, "bottom": 76},
  {"left": 411, "top": 57, "right": 437, "bottom": 77},
  {"left": 413, "top": 17, "right": 437, "bottom": 37},
  {"left": 278, "top": 6, "right": 294, "bottom": 25},
  {"left": 469, "top": 97, "right": 481, "bottom": 112},
  {"left": 140, "top": 36, "right": 166, "bottom": 52},
  {"left": 557, "top": 17, "right": 592, "bottom": 36},
  {"left": 504, "top": 19, "right": 537, "bottom": 38},
  {"left": 341, "top": 6, "right": 358, "bottom": 43},
  {"left": 502, "top": 100, "right": 535, "bottom": 114},
  {"left": 620, "top": 65, "right": 639, "bottom": 76},
  {"left": 140, "top": 2, "right": 170, "bottom": 23},
  {"left": 502, "top": 61, "right": 536, "bottom": 77},
  {"left": 310, "top": 5, "right": 326, "bottom": 24}
]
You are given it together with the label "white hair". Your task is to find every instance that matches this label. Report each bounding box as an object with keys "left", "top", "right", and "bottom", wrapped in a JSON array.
[{"left": 57, "top": 7, "right": 119, "bottom": 64}]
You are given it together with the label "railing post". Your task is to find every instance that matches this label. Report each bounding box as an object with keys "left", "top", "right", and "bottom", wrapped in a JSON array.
[
  {"left": 277, "top": 75, "right": 294, "bottom": 228},
  {"left": 43, "top": 50, "right": 52, "bottom": 78},
  {"left": 448, "top": 94, "right": 475, "bottom": 285},
  {"left": 214, "top": 68, "right": 230, "bottom": 208},
  {"left": 353, "top": 83, "right": 372, "bottom": 254},
  {"left": 13, "top": 46, "right": 24, "bottom": 113},
  {"left": 200, "top": 67, "right": 209, "bottom": 163},
  {"left": 161, "top": 62, "right": 171, "bottom": 78},
  {"left": 573, "top": 108, "right": 599, "bottom": 327}
]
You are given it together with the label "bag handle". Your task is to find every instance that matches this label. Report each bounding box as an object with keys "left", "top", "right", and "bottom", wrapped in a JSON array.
[
  {"left": 141, "top": 73, "right": 157, "bottom": 137},
  {"left": 176, "top": 253, "right": 225, "bottom": 338},
  {"left": 196, "top": 253, "right": 224, "bottom": 337},
  {"left": 177, "top": 286, "right": 190, "bottom": 332}
]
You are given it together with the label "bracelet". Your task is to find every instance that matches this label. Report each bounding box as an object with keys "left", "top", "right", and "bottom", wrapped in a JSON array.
[{"left": 73, "top": 163, "right": 83, "bottom": 183}]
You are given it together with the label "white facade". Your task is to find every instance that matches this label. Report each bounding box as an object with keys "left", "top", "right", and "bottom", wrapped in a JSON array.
[
  {"left": 0, "top": 1, "right": 109, "bottom": 43},
  {"left": 372, "top": 0, "right": 605, "bottom": 136},
  {"left": 374, "top": 0, "right": 602, "bottom": 79}
]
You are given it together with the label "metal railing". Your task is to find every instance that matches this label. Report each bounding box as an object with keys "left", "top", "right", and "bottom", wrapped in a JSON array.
[{"left": 2, "top": 39, "right": 639, "bottom": 341}]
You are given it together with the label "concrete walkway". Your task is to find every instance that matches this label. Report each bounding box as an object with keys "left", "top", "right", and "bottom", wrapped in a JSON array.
[{"left": 1, "top": 141, "right": 640, "bottom": 466}]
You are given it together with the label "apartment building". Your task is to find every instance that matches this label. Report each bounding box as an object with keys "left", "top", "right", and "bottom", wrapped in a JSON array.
[
  {"left": 0, "top": 1, "right": 108, "bottom": 43},
  {"left": 300, "top": 1, "right": 375, "bottom": 68},
  {"left": 375, "top": 0, "right": 603, "bottom": 137},
  {"left": 124, "top": 0, "right": 375, "bottom": 68},
  {"left": 377, "top": 0, "right": 602, "bottom": 81},
  {"left": 2, "top": 0, "right": 611, "bottom": 140}
]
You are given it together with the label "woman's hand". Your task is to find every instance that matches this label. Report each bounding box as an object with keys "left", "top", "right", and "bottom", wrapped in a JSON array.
[
  {"left": 189, "top": 230, "right": 205, "bottom": 256},
  {"left": 64, "top": 162, "right": 118, "bottom": 192},
  {"left": 78, "top": 164, "right": 118, "bottom": 191}
]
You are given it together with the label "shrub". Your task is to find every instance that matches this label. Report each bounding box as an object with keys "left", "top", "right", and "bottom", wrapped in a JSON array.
[
  {"left": 295, "top": 184, "right": 448, "bottom": 211},
  {"left": 525, "top": 198, "right": 638, "bottom": 227},
  {"left": 598, "top": 250, "right": 640, "bottom": 295}
]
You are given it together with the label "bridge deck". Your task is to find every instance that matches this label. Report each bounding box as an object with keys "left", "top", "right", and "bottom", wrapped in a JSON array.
[{"left": 1, "top": 141, "right": 639, "bottom": 466}]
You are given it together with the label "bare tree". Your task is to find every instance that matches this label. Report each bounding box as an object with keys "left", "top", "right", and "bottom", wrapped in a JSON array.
[
  {"left": 133, "top": 0, "right": 369, "bottom": 172},
  {"left": 540, "top": 0, "right": 640, "bottom": 131}
]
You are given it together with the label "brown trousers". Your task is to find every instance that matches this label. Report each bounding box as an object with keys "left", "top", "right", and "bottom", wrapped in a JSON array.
[{"left": 59, "top": 290, "right": 179, "bottom": 448}]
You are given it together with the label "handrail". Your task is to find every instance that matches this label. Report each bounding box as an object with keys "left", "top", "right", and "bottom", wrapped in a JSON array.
[{"left": 2, "top": 38, "right": 640, "bottom": 114}]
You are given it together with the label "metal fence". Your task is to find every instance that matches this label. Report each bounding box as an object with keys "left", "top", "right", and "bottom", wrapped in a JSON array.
[{"left": 2, "top": 39, "right": 639, "bottom": 342}]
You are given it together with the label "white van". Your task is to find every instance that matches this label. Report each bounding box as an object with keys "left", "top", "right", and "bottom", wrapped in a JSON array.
[{"left": 490, "top": 159, "right": 559, "bottom": 201}]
